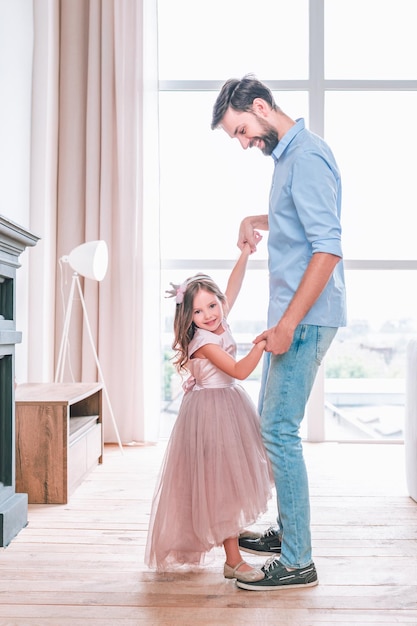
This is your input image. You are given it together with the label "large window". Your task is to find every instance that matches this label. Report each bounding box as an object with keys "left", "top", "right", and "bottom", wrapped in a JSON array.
[{"left": 158, "top": 0, "right": 417, "bottom": 442}]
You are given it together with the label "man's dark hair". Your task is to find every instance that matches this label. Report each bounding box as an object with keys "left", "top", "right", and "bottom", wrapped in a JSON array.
[{"left": 211, "top": 74, "right": 277, "bottom": 130}]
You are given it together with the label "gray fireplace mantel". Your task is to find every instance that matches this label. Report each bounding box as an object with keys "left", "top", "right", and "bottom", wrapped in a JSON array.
[{"left": 0, "top": 215, "right": 39, "bottom": 547}]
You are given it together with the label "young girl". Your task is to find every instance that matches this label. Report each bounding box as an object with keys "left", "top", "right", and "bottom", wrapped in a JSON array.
[{"left": 145, "top": 240, "right": 272, "bottom": 582}]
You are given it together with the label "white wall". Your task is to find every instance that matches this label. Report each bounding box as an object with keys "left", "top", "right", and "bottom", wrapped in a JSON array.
[{"left": 0, "top": 0, "right": 34, "bottom": 382}]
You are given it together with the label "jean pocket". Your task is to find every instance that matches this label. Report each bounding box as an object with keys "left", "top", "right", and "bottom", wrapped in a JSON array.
[{"left": 316, "top": 326, "right": 338, "bottom": 364}]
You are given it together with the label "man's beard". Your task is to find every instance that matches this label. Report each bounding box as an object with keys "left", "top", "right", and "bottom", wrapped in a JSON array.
[{"left": 252, "top": 115, "right": 279, "bottom": 155}]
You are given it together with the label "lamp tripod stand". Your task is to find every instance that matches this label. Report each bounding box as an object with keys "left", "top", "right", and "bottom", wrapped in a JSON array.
[{"left": 55, "top": 271, "right": 124, "bottom": 454}]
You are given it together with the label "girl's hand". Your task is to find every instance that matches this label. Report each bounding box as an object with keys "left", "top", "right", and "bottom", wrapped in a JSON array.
[{"left": 255, "top": 338, "right": 267, "bottom": 351}]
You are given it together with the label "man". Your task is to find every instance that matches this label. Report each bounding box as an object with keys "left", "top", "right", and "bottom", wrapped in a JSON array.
[{"left": 211, "top": 75, "right": 346, "bottom": 590}]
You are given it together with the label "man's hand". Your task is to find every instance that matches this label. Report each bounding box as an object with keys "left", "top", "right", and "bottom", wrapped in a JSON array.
[{"left": 238, "top": 215, "right": 268, "bottom": 252}]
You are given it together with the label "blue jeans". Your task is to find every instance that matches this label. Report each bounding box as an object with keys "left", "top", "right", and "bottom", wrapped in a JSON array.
[{"left": 259, "top": 324, "right": 337, "bottom": 569}]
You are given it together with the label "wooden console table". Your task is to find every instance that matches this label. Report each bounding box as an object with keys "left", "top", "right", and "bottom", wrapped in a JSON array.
[{"left": 15, "top": 382, "right": 103, "bottom": 504}]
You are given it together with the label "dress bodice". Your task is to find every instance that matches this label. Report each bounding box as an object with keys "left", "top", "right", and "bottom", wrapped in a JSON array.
[{"left": 187, "top": 321, "right": 236, "bottom": 389}]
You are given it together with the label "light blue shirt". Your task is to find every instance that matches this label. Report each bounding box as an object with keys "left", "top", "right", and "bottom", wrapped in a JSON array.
[{"left": 267, "top": 118, "right": 346, "bottom": 328}]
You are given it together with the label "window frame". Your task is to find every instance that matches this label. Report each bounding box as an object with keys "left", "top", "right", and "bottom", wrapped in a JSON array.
[{"left": 158, "top": 0, "right": 417, "bottom": 442}]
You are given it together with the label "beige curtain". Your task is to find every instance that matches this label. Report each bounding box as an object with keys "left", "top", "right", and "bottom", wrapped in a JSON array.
[{"left": 29, "top": 0, "right": 161, "bottom": 443}]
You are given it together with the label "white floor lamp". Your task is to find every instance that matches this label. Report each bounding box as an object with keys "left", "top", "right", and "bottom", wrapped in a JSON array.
[{"left": 55, "top": 240, "right": 123, "bottom": 453}]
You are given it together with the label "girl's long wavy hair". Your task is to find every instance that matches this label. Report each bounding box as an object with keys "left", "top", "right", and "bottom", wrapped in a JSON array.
[{"left": 172, "top": 274, "right": 226, "bottom": 373}]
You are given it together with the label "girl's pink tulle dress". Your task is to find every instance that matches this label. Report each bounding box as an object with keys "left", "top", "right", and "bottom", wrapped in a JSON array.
[{"left": 145, "top": 321, "right": 273, "bottom": 571}]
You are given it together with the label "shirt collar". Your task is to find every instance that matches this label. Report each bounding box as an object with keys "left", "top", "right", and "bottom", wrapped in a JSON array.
[{"left": 271, "top": 118, "right": 305, "bottom": 162}]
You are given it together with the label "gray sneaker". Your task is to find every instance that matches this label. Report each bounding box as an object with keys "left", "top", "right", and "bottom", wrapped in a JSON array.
[
  {"left": 236, "top": 557, "right": 318, "bottom": 591},
  {"left": 238, "top": 526, "right": 282, "bottom": 556}
]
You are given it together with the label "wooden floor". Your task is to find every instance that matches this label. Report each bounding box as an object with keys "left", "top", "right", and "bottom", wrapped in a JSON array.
[{"left": 1, "top": 441, "right": 417, "bottom": 625}]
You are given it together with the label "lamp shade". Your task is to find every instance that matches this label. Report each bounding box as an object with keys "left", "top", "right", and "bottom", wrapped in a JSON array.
[{"left": 66, "top": 240, "right": 108, "bottom": 281}]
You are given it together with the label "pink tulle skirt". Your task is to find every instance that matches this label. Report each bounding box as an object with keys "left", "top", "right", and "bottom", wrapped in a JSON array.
[{"left": 145, "top": 385, "right": 273, "bottom": 571}]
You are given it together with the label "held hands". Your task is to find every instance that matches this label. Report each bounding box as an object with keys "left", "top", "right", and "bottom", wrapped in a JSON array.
[
  {"left": 238, "top": 218, "right": 263, "bottom": 253},
  {"left": 256, "top": 338, "right": 267, "bottom": 351},
  {"left": 253, "top": 320, "right": 295, "bottom": 355},
  {"left": 241, "top": 231, "right": 262, "bottom": 255}
]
